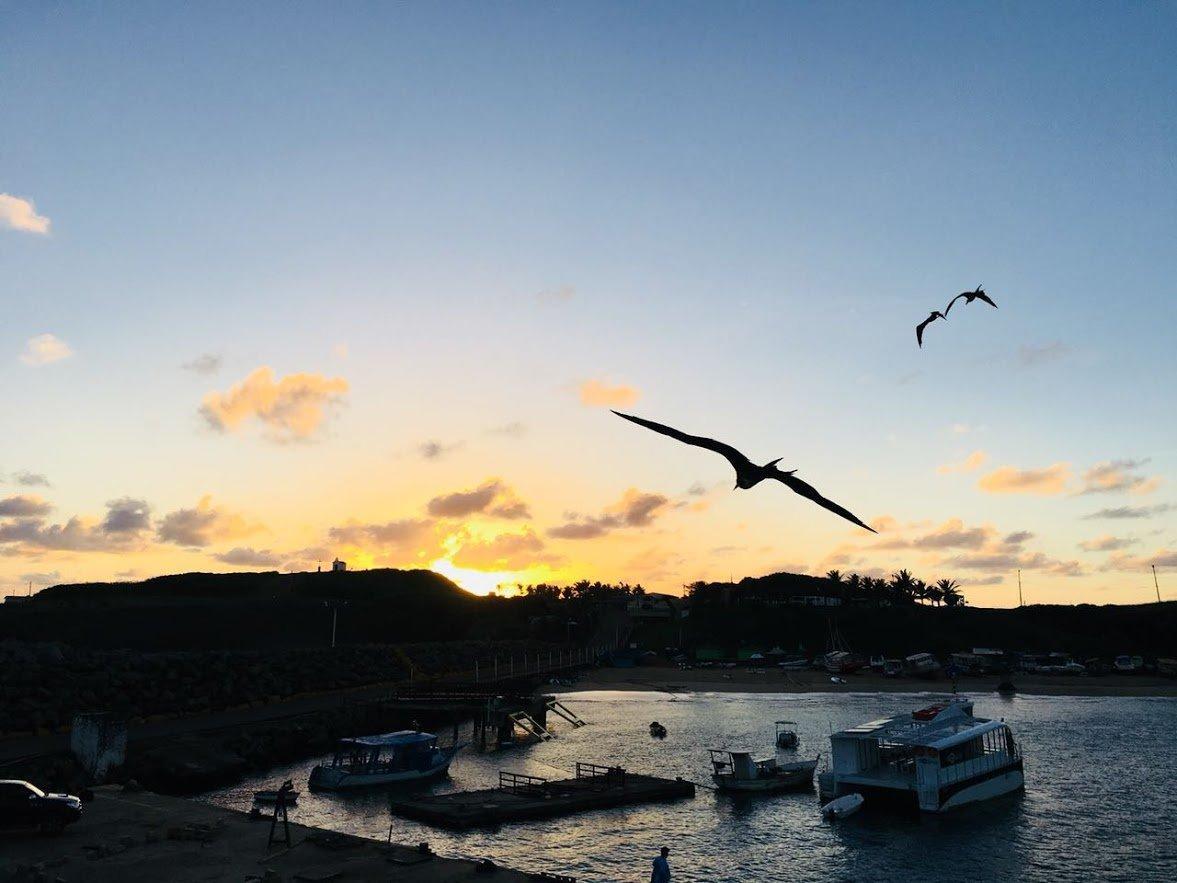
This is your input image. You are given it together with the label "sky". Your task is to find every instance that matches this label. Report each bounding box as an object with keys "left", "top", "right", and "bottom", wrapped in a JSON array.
[{"left": 2, "top": 1, "right": 1175, "bottom": 606}]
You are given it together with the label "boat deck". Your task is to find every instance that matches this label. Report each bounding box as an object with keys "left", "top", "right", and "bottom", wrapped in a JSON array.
[
  {"left": 835, "top": 764, "right": 917, "bottom": 791},
  {"left": 389, "top": 771, "right": 695, "bottom": 828}
]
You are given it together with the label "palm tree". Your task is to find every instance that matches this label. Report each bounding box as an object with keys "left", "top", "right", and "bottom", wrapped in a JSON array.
[
  {"left": 825, "top": 570, "right": 843, "bottom": 585},
  {"left": 925, "top": 583, "right": 944, "bottom": 606},
  {"left": 890, "top": 569, "right": 917, "bottom": 605},
  {"left": 936, "top": 578, "right": 964, "bottom": 607}
]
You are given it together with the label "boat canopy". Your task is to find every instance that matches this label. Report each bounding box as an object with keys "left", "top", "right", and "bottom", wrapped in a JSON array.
[
  {"left": 923, "top": 720, "right": 1005, "bottom": 751},
  {"left": 339, "top": 731, "right": 436, "bottom": 748}
]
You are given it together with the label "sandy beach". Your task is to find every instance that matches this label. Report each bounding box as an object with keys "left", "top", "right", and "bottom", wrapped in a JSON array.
[{"left": 567, "top": 664, "right": 1177, "bottom": 697}]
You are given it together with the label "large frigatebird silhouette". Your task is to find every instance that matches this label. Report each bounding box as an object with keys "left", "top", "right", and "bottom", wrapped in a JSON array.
[
  {"left": 916, "top": 310, "right": 947, "bottom": 347},
  {"left": 611, "top": 410, "right": 876, "bottom": 533},
  {"left": 944, "top": 284, "right": 997, "bottom": 315}
]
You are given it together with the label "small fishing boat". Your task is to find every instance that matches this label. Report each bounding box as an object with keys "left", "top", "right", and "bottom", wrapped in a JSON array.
[
  {"left": 308, "top": 731, "right": 460, "bottom": 791},
  {"left": 775, "top": 720, "right": 799, "bottom": 750},
  {"left": 649, "top": 721, "right": 668, "bottom": 738},
  {"left": 710, "top": 750, "right": 818, "bottom": 794},
  {"left": 821, "top": 792, "right": 864, "bottom": 820},
  {"left": 903, "top": 652, "right": 941, "bottom": 678}
]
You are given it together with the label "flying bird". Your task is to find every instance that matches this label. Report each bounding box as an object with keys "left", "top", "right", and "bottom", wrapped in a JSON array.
[
  {"left": 944, "top": 284, "right": 997, "bottom": 315},
  {"left": 916, "top": 310, "right": 947, "bottom": 348},
  {"left": 611, "top": 410, "right": 876, "bottom": 533}
]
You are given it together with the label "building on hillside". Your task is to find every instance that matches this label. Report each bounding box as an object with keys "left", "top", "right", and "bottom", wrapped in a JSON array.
[
  {"left": 331, "top": 558, "right": 347, "bottom": 572},
  {"left": 627, "top": 592, "right": 687, "bottom": 620}
]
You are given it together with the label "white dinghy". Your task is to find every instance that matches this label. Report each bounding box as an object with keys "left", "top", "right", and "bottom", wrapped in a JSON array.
[{"left": 821, "top": 792, "right": 864, "bottom": 820}]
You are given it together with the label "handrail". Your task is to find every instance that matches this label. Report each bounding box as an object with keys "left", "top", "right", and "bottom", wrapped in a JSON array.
[{"left": 499, "top": 770, "right": 548, "bottom": 796}]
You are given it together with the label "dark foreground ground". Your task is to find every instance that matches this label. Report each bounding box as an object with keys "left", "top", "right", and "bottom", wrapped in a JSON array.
[{"left": 0, "top": 786, "right": 545, "bottom": 882}]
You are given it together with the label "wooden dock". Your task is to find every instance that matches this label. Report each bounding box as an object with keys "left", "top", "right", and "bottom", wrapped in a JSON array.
[{"left": 389, "top": 762, "right": 695, "bottom": 828}]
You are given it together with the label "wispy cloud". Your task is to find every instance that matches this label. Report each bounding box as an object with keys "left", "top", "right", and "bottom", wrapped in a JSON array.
[
  {"left": 200, "top": 367, "right": 349, "bottom": 443},
  {"left": 1078, "top": 459, "right": 1160, "bottom": 496},
  {"left": 487, "top": 422, "right": 527, "bottom": 438},
  {"left": 1084, "top": 503, "right": 1172, "bottom": 520},
  {"left": 0, "top": 495, "right": 54, "bottom": 518},
  {"left": 937, "top": 450, "right": 988, "bottom": 475},
  {"left": 450, "top": 528, "right": 551, "bottom": 570},
  {"left": 0, "top": 497, "right": 153, "bottom": 554},
  {"left": 13, "top": 471, "right": 51, "bottom": 488},
  {"left": 1099, "top": 548, "right": 1177, "bottom": 571},
  {"left": 0, "top": 193, "right": 51, "bottom": 234},
  {"left": 1018, "top": 341, "right": 1069, "bottom": 367},
  {"left": 1079, "top": 535, "right": 1137, "bottom": 552},
  {"left": 156, "top": 496, "right": 262, "bottom": 547},
  {"left": 549, "top": 488, "right": 670, "bottom": 540},
  {"left": 578, "top": 379, "right": 640, "bottom": 408},
  {"left": 213, "top": 546, "right": 282, "bottom": 567},
  {"left": 182, "top": 353, "right": 222, "bottom": 375},
  {"left": 426, "top": 479, "right": 530, "bottom": 520},
  {"left": 536, "top": 285, "right": 575, "bottom": 304},
  {"left": 418, "top": 439, "right": 464, "bottom": 461},
  {"left": 977, "top": 463, "right": 1071, "bottom": 495},
  {"left": 20, "top": 333, "right": 73, "bottom": 366}
]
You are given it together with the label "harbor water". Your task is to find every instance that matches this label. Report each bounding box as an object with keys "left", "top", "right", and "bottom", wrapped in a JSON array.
[{"left": 203, "top": 691, "right": 1176, "bottom": 882}]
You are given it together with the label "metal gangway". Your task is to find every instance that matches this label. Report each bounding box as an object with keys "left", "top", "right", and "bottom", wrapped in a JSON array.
[
  {"left": 546, "top": 699, "right": 587, "bottom": 728},
  {"left": 508, "top": 710, "right": 553, "bottom": 742}
]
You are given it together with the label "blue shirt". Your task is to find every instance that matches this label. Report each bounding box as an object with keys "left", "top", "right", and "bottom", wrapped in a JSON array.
[{"left": 651, "top": 855, "right": 671, "bottom": 883}]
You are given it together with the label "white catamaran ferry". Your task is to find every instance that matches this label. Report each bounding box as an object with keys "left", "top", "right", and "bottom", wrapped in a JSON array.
[{"left": 818, "top": 699, "right": 1024, "bottom": 813}]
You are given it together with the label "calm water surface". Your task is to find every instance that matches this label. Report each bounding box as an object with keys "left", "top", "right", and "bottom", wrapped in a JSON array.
[{"left": 204, "top": 691, "right": 1176, "bottom": 882}]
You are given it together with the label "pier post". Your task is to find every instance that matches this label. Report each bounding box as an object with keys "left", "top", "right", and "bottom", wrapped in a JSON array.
[
  {"left": 475, "top": 660, "right": 479, "bottom": 682},
  {"left": 494, "top": 657, "right": 498, "bottom": 680}
]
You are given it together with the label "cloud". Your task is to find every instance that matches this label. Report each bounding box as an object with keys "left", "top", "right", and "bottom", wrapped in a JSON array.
[
  {"left": 1018, "top": 341, "right": 1069, "bottom": 367},
  {"left": 182, "top": 353, "right": 222, "bottom": 375},
  {"left": 1100, "top": 548, "right": 1177, "bottom": 572},
  {"left": 937, "top": 450, "right": 988, "bottom": 475},
  {"left": 13, "top": 471, "right": 50, "bottom": 487},
  {"left": 20, "top": 333, "right": 73, "bottom": 366},
  {"left": 200, "top": 367, "right": 349, "bottom": 443},
  {"left": 426, "top": 480, "right": 530, "bottom": 520},
  {"left": 686, "top": 482, "right": 709, "bottom": 497},
  {"left": 947, "top": 550, "right": 1084, "bottom": 577},
  {"left": 0, "top": 495, "right": 54, "bottom": 518},
  {"left": 911, "top": 518, "right": 991, "bottom": 550},
  {"left": 536, "top": 285, "right": 575, "bottom": 303},
  {"left": 156, "top": 496, "right": 262, "bottom": 547},
  {"left": 1084, "top": 504, "right": 1172, "bottom": 520},
  {"left": 101, "top": 497, "right": 152, "bottom": 535},
  {"left": 1079, "top": 459, "right": 1160, "bottom": 496},
  {"left": 1079, "top": 535, "right": 1137, "bottom": 552},
  {"left": 451, "top": 528, "right": 549, "bottom": 570},
  {"left": 0, "top": 496, "right": 154, "bottom": 553},
  {"left": 327, "top": 517, "right": 443, "bottom": 564},
  {"left": 213, "top": 546, "right": 282, "bottom": 567},
  {"left": 418, "top": 440, "right": 464, "bottom": 461},
  {"left": 487, "top": 422, "right": 527, "bottom": 438},
  {"left": 578, "top": 379, "right": 639, "bottom": 408},
  {"left": 19, "top": 570, "right": 60, "bottom": 587},
  {"left": 977, "top": 463, "right": 1071, "bottom": 495},
  {"left": 0, "top": 193, "right": 51, "bottom": 234},
  {"left": 548, "top": 488, "right": 670, "bottom": 540}
]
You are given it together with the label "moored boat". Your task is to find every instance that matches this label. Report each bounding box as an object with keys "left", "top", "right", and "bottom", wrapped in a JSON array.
[
  {"left": 709, "top": 750, "right": 818, "bottom": 794},
  {"left": 775, "top": 720, "right": 799, "bottom": 750},
  {"left": 903, "top": 652, "right": 941, "bottom": 678},
  {"left": 818, "top": 698, "right": 1024, "bottom": 813},
  {"left": 308, "top": 731, "right": 460, "bottom": 791},
  {"left": 822, "top": 792, "right": 864, "bottom": 819},
  {"left": 824, "top": 651, "right": 867, "bottom": 675}
]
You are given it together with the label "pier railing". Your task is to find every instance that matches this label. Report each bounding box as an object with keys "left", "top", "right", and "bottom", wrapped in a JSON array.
[
  {"left": 575, "top": 762, "right": 626, "bottom": 790},
  {"left": 499, "top": 771, "right": 548, "bottom": 797}
]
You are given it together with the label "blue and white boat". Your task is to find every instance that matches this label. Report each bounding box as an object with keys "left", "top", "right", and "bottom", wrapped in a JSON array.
[
  {"left": 818, "top": 699, "right": 1024, "bottom": 813},
  {"left": 308, "top": 731, "right": 460, "bottom": 791}
]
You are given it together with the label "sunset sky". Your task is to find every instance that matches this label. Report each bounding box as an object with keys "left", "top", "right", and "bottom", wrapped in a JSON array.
[{"left": 3, "top": 3, "right": 1174, "bottom": 606}]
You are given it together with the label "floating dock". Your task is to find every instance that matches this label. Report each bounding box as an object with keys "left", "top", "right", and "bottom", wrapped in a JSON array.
[{"left": 389, "top": 762, "right": 695, "bottom": 828}]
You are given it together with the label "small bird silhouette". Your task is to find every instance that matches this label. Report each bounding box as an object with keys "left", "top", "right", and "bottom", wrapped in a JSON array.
[
  {"left": 944, "top": 284, "right": 997, "bottom": 315},
  {"left": 916, "top": 310, "right": 947, "bottom": 347},
  {"left": 611, "top": 410, "right": 876, "bottom": 533}
]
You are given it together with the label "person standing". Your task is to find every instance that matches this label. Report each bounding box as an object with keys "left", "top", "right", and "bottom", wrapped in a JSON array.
[{"left": 651, "top": 845, "right": 671, "bottom": 883}]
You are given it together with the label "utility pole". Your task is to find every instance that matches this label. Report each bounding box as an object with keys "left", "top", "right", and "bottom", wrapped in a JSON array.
[
  {"left": 1154, "top": 564, "right": 1162, "bottom": 603},
  {"left": 1017, "top": 570, "right": 1023, "bottom": 607}
]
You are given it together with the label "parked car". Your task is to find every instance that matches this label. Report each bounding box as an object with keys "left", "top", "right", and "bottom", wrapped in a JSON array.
[{"left": 0, "top": 780, "right": 82, "bottom": 834}]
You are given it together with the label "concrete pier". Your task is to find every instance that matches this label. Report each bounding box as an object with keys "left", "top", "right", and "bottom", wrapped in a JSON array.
[
  {"left": 0, "top": 787, "right": 554, "bottom": 882},
  {"left": 389, "top": 764, "right": 695, "bottom": 828}
]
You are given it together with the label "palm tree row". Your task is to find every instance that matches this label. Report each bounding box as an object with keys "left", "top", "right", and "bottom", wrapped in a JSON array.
[{"left": 824, "top": 569, "right": 966, "bottom": 607}]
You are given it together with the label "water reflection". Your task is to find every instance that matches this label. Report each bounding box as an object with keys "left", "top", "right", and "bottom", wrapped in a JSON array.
[{"left": 204, "top": 691, "right": 1175, "bottom": 882}]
